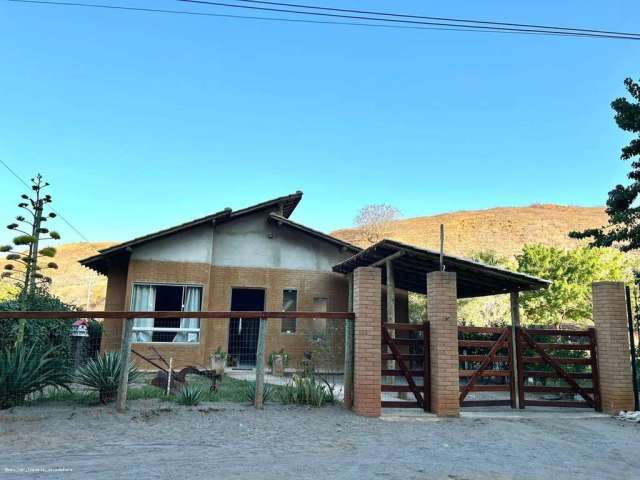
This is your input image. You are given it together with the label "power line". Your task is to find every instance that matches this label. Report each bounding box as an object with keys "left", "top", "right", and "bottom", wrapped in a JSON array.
[
  {"left": 4, "top": 0, "right": 638, "bottom": 40},
  {"left": 0, "top": 158, "right": 96, "bottom": 246},
  {"left": 177, "top": 0, "right": 640, "bottom": 40},
  {"left": 230, "top": 0, "right": 640, "bottom": 39}
]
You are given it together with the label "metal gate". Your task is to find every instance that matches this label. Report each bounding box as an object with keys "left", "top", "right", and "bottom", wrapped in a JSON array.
[
  {"left": 458, "top": 326, "right": 516, "bottom": 408},
  {"left": 381, "top": 322, "right": 430, "bottom": 411}
]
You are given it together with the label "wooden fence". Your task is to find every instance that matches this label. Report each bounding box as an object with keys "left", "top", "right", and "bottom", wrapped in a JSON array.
[{"left": 0, "top": 310, "right": 354, "bottom": 411}]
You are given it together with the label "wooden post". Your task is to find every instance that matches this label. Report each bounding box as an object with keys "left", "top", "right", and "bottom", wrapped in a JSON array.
[
  {"left": 254, "top": 317, "right": 267, "bottom": 409},
  {"left": 510, "top": 292, "right": 522, "bottom": 409},
  {"left": 166, "top": 357, "right": 173, "bottom": 396},
  {"left": 116, "top": 317, "right": 134, "bottom": 413},
  {"left": 385, "top": 259, "right": 397, "bottom": 396},
  {"left": 343, "top": 273, "right": 354, "bottom": 408}
]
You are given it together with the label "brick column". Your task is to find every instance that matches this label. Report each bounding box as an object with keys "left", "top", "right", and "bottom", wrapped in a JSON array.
[
  {"left": 353, "top": 267, "right": 382, "bottom": 417},
  {"left": 592, "top": 282, "right": 635, "bottom": 414},
  {"left": 428, "top": 271, "right": 460, "bottom": 417}
]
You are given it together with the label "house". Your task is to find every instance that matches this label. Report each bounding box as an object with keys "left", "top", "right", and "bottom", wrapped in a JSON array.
[{"left": 80, "top": 192, "right": 410, "bottom": 369}]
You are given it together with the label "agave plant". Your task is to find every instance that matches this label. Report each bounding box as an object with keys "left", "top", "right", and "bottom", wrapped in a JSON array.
[
  {"left": 0, "top": 344, "right": 71, "bottom": 409},
  {"left": 279, "top": 374, "right": 333, "bottom": 407},
  {"left": 74, "top": 352, "right": 141, "bottom": 404},
  {"left": 243, "top": 381, "right": 274, "bottom": 403},
  {"left": 176, "top": 384, "right": 205, "bottom": 406}
]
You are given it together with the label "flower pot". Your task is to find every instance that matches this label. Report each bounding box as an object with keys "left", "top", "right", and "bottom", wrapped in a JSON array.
[
  {"left": 210, "top": 354, "right": 226, "bottom": 375},
  {"left": 272, "top": 354, "right": 285, "bottom": 376}
]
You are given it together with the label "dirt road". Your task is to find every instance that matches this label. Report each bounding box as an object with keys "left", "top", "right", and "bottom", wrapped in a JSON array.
[{"left": 1, "top": 401, "right": 638, "bottom": 479}]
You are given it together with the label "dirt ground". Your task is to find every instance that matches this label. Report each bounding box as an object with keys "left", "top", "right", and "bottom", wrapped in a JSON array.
[{"left": 1, "top": 401, "right": 639, "bottom": 480}]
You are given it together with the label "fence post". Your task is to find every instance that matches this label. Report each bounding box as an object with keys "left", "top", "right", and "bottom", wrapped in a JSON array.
[
  {"left": 116, "top": 317, "right": 134, "bottom": 413},
  {"left": 592, "top": 282, "right": 635, "bottom": 414},
  {"left": 254, "top": 317, "right": 267, "bottom": 409},
  {"left": 510, "top": 292, "right": 521, "bottom": 409},
  {"left": 343, "top": 273, "right": 354, "bottom": 408}
]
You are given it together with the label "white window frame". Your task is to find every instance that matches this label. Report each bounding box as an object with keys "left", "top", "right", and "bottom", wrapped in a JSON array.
[
  {"left": 130, "top": 282, "right": 204, "bottom": 344},
  {"left": 281, "top": 288, "right": 298, "bottom": 334}
]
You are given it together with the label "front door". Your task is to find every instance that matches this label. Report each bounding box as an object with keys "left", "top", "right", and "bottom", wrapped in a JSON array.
[{"left": 228, "top": 288, "right": 265, "bottom": 368}]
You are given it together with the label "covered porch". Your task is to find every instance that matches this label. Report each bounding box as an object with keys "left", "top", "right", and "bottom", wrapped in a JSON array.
[{"left": 333, "top": 239, "right": 551, "bottom": 417}]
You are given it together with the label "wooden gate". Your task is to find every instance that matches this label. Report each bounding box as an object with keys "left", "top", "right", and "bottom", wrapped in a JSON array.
[
  {"left": 458, "top": 326, "right": 516, "bottom": 407},
  {"left": 516, "top": 327, "right": 601, "bottom": 410},
  {"left": 381, "top": 322, "right": 430, "bottom": 411}
]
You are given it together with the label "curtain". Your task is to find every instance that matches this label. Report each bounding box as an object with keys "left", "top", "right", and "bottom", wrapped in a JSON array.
[
  {"left": 174, "top": 286, "right": 201, "bottom": 343},
  {"left": 132, "top": 284, "right": 156, "bottom": 342}
]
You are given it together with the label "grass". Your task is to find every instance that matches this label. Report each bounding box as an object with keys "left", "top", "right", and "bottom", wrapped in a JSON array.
[{"left": 28, "top": 374, "right": 288, "bottom": 406}]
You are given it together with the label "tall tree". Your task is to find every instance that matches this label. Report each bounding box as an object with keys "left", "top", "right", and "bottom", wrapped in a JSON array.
[
  {"left": 1, "top": 174, "right": 61, "bottom": 295},
  {"left": 516, "top": 244, "right": 629, "bottom": 327},
  {"left": 570, "top": 78, "right": 640, "bottom": 250},
  {"left": 353, "top": 204, "right": 400, "bottom": 245}
]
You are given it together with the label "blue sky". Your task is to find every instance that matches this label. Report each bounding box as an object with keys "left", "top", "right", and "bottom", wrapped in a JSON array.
[{"left": 1, "top": 0, "right": 639, "bottom": 247}]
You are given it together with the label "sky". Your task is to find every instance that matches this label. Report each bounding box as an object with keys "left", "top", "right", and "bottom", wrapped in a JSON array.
[{"left": 1, "top": 0, "right": 639, "bottom": 248}]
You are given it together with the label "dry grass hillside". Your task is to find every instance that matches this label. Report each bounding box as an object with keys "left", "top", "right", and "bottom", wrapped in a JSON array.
[
  {"left": 332, "top": 204, "right": 609, "bottom": 259},
  {"left": 0, "top": 205, "right": 610, "bottom": 310},
  {"left": 0, "top": 242, "right": 115, "bottom": 310}
]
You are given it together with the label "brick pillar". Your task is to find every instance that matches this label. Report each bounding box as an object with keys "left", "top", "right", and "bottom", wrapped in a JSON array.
[
  {"left": 592, "top": 282, "right": 635, "bottom": 414},
  {"left": 428, "top": 271, "right": 460, "bottom": 417},
  {"left": 353, "top": 267, "right": 382, "bottom": 417}
]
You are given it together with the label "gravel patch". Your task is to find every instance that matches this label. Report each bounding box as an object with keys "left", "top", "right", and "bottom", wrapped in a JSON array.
[{"left": 1, "top": 400, "right": 639, "bottom": 479}]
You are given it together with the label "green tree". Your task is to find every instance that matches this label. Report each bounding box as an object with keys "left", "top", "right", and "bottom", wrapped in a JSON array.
[
  {"left": 570, "top": 78, "right": 640, "bottom": 251},
  {"left": 458, "top": 250, "right": 513, "bottom": 327},
  {"left": 516, "top": 245, "right": 629, "bottom": 327},
  {"left": 1, "top": 174, "right": 61, "bottom": 295}
]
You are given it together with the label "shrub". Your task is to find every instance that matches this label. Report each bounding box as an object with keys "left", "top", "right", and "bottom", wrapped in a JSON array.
[
  {"left": 176, "top": 385, "right": 205, "bottom": 406},
  {"left": 0, "top": 344, "right": 71, "bottom": 409},
  {"left": 243, "top": 381, "right": 274, "bottom": 403},
  {"left": 74, "top": 352, "right": 141, "bottom": 404},
  {"left": 0, "top": 291, "right": 78, "bottom": 362},
  {"left": 279, "top": 374, "right": 333, "bottom": 407}
]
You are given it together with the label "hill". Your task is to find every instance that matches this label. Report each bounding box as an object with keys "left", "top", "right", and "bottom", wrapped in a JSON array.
[
  {"left": 331, "top": 204, "right": 609, "bottom": 259},
  {"left": 0, "top": 242, "right": 115, "bottom": 310},
  {"left": 0, "top": 205, "right": 610, "bottom": 309}
]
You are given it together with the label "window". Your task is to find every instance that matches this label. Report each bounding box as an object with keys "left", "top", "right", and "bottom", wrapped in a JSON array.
[
  {"left": 131, "top": 284, "right": 202, "bottom": 343},
  {"left": 281, "top": 289, "right": 297, "bottom": 333},
  {"left": 312, "top": 297, "right": 328, "bottom": 338}
]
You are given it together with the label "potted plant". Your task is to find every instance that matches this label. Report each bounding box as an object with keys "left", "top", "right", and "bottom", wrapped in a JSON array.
[
  {"left": 210, "top": 346, "right": 227, "bottom": 375},
  {"left": 268, "top": 349, "right": 289, "bottom": 376}
]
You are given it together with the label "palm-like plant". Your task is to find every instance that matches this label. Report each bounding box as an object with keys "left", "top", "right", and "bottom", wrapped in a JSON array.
[
  {"left": 74, "top": 352, "right": 141, "bottom": 404},
  {"left": 0, "top": 344, "right": 71, "bottom": 409},
  {"left": 176, "top": 384, "right": 205, "bottom": 406}
]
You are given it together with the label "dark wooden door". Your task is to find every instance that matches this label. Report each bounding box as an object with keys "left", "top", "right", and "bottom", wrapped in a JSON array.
[{"left": 228, "top": 288, "right": 265, "bottom": 367}]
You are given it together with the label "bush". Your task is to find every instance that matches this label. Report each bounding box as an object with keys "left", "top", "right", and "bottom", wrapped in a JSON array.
[
  {"left": 0, "top": 344, "right": 71, "bottom": 409},
  {"left": 0, "top": 291, "right": 78, "bottom": 363},
  {"left": 279, "top": 374, "right": 333, "bottom": 407},
  {"left": 74, "top": 352, "right": 141, "bottom": 404},
  {"left": 243, "top": 381, "right": 275, "bottom": 403},
  {"left": 176, "top": 385, "right": 205, "bottom": 406}
]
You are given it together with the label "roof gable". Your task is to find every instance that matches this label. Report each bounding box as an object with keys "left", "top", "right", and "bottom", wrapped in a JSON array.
[{"left": 80, "top": 191, "right": 303, "bottom": 274}]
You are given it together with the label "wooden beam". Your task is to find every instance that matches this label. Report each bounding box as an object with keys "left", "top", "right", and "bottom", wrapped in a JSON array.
[
  {"left": 370, "top": 250, "right": 405, "bottom": 268},
  {"left": 510, "top": 292, "right": 521, "bottom": 409},
  {"left": 0, "top": 311, "right": 355, "bottom": 320}
]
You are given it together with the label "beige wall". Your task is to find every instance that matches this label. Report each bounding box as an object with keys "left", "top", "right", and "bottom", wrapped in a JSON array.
[{"left": 101, "top": 259, "right": 358, "bottom": 369}]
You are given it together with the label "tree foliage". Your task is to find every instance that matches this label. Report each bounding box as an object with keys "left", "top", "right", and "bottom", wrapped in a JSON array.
[
  {"left": 516, "top": 244, "right": 630, "bottom": 327},
  {"left": 570, "top": 78, "right": 640, "bottom": 251},
  {"left": 0, "top": 290, "right": 77, "bottom": 355},
  {"left": 1, "top": 174, "right": 61, "bottom": 296},
  {"left": 353, "top": 204, "right": 400, "bottom": 245}
]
